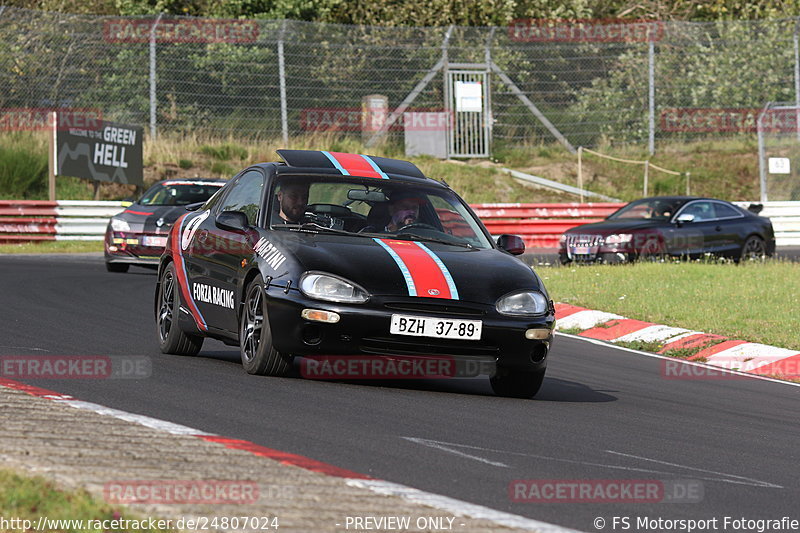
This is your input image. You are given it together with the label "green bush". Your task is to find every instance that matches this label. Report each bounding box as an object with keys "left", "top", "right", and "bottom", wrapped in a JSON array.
[
  {"left": 199, "top": 143, "right": 248, "bottom": 161},
  {"left": 0, "top": 134, "right": 48, "bottom": 199},
  {"left": 209, "top": 160, "right": 236, "bottom": 177}
]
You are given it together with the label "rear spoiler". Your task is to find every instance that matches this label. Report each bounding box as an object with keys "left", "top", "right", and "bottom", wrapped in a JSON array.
[{"left": 746, "top": 203, "right": 764, "bottom": 215}]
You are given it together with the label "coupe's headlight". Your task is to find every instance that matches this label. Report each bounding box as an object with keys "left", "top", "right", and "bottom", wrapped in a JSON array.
[
  {"left": 604, "top": 233, "right": 633, "bottom": 244},
  {"left": 299, "top": 272, "right": 369, "bottom": 304},
  {"left": 496, "top": 290, "right": 548, "bottom": 316},
  {"left": 110, "top": 217, "right": 130, "bottom": 232}
]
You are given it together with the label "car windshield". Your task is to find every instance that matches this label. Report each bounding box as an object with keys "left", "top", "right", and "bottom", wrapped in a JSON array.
[
  {"left": 608, "top": 198, "right": 686, "bottom": 221},
  {"left": 269, "top": 176, "right": 493, "bottom": 249},
  {"left": 139, "top": 181, "right": 224, "bottom": 206}
]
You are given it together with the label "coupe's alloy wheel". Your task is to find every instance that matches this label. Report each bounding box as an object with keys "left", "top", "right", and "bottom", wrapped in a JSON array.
[
  {"left": 155, "top": 262, "right": 203, "bottom": 356},
  {"left": 740, "top": 236, "right": 767, "bottom": 261},
  {"left": 239, "top": 276, "right": 292, "bottom": 376},
  {"left": 158, "top": 270, "right": 174, "bottom": 342},
  {"left": 242, "top": 286, "right": 264, "bottom": 364}
]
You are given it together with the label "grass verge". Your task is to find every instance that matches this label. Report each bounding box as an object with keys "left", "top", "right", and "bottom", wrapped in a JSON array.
[
  {"left": 0, "top": 241, "right": 104, "bottom": 254},
  {"left": 539, "top": 260, "right": 800, "bottom": 351},
  {"left": 0, "top": 467, "right": 172, "bottom": 532}
]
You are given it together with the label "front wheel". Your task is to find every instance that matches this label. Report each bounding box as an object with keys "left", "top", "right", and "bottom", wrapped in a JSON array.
[
  {"left": 490, "top": 368, "right": 546, "bottom": 398},
  {"left": 156, "top": 262, "right": 203, "bottom": 355},
  {"left": 240, "top": 276, "right": 292, "bottom": 376}
]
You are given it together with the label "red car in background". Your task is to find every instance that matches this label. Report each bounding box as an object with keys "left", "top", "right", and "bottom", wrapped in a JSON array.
[{"left": 104, "top": 179, "right": 227, "bottom": 272}]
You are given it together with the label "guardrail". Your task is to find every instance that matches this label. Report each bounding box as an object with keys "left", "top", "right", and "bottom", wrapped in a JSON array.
[
  {"left": 476, "top": 201, "right": 800, "bottom": 249},
  {"left": 0, "top": 201, "right": 128, "bottom": 243},
  {"left": 2, "top": 200, "right": 799, "bottom": 248},
  {"left": 472, "top": 203, "right": 624, "bottom": 248},
  {"left": 734, "top": 202, "right": 800, "bottom": 246}
]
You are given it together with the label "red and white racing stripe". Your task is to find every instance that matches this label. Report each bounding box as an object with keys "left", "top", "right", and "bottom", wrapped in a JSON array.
[
  {"left": 321, "top": 151, "right": 389, "bottom": 180},
  {"left": 374, "top": 238, "right": 459, "bottom": 299},
  {"left": 169, "top": 214, "right": 207, "bottom": 332}
]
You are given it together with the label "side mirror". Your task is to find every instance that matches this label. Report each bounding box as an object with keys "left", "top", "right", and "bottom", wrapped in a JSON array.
[
  {"left": 497, "top": 234, "right": 525, "bottom": 256},
  {"left": 675, "top": 213, "right": 695, "bottom": 225},
  {"left": 216, "top": 211, "right": 249, "bottom": 232},
  {"left": 185, "top": 201, "right": 204, "bottom": 211}
]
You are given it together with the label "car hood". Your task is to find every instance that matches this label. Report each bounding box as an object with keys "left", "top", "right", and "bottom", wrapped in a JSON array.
[
  {"left": 114, "top": 205, "right": 188, "bottom": 233},
  {"left": 566, "top": 219, "right": 667, "bottom": 234},
  {"left": 280, "top": 232, "right": 545, "bottom": 304}
]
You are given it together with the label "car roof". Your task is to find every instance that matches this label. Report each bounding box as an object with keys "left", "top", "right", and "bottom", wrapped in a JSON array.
[
  {"left": 155, "top": 178, "right": 228, "bottom": 186},
  {"left": 273, "top": 149, "right": 445, "bottom": 188}
]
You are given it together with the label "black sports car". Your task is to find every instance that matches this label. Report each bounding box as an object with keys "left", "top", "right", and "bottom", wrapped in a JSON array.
[
  {"left": 105, "top": 179, "right": 227, "bottom": 272},
  {"left": 154, "top": 150, "right": 555, "bottom": 398},
  {"left": 559, "top": 196, "right": 776, "bottom": 264}
]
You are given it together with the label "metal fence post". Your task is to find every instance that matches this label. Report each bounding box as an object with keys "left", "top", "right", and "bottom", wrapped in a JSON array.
[
  {"left": 278, "top": 20, "right": 289, "bottom": 146},
  {"left": 643, "top": 161, "right": 649, "bottom": 196},
  {"left": 577, "top": 146, "right": 584, "bottom": 203},
  {"left": 794, "top": 22, "right": 799, "bottom": 141},
  {"left": 149, "top": 13, "right": 163, "bottom": 141},
  {"left": 648, "top": 40, "right": 655, "bottom": 155},
  {"left": 757, "top": 104, "right": 769, "bottom": 202}
]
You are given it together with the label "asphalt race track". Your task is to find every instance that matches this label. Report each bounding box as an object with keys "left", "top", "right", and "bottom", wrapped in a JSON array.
[{"left": 1, "top": 254, "right": 798, "bottom": 532}]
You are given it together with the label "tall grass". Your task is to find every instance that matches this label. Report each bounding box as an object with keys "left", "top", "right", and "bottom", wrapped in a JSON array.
[
  {"left": 0, "top": 133, "right": 48, "bottom": 199},
  {"left": 539, "top": 261, "right": 800, "bottom": 350}
]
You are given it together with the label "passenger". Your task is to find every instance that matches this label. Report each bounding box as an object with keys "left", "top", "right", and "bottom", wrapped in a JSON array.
[{"left": 386, "top": 190, "right": 425, "bottom": 232}]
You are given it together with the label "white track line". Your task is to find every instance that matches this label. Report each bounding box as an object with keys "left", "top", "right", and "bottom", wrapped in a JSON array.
[{"left": 555, "top": 332, "right": 800, "bottom": 389}]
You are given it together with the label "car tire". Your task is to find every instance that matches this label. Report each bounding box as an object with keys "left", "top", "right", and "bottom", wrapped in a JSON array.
[
  {"left": 490, "top": 368, "right": 545, "bottom": 398},
  {"left": 240, "top": 275, "right": 292, "bottom": 376},
  {"left": 106, "top": 262, "right": 129, "bottom": 273},
  {"left": 738, "top": 235, "right": 767, "bottom": 263},
  {"left": 156, "top": 262, "right": 203, "bottom": 356},
  {"left": 638, "top": 239, "right": 667, "bottom": 262}
]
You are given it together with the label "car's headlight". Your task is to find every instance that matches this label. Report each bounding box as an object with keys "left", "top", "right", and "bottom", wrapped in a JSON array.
[
  {"left": 299, "top": 272, "right": 369, "bottom": 304},
  {"left": 604, "top": 233, "right": 633, "bottom": 244},
  {"left": 496, "top": 290, "right": 548, "bottom": 316},
  {"left": 110, "top": 217, "right": 130, "bottom": 232}
]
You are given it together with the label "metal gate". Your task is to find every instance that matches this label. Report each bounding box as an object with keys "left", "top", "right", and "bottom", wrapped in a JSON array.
[{"left": 446, "top": 67, "right": 491, "bottom": 158}]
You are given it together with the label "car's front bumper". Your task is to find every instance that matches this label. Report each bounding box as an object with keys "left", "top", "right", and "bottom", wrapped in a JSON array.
[
  {"left": 104, "top": 229, "right": 167, "bottom": 266},
  {"left": 263, "top": 287, "right": 555, "bottom": 374}
]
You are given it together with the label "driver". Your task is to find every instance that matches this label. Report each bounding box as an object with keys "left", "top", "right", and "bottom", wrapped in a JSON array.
[
  {"left": 275, "top": 181, "right": 309, "bottom": 224},
  {"left": 386, "top": 190, "right": 424, "bottom": 232}
]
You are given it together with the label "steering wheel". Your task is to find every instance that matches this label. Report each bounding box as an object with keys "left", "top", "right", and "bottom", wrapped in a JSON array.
[{"left": 396, "top": 222, "right": 437, "bottom": 232}]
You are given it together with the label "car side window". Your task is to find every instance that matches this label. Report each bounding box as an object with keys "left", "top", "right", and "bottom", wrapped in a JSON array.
[
  {"left": 218, "top": 170, "right": 265, "bottom": 227},
  {"left": 681, "top": 201, "right": 715, "bottom": 221},
  {"left": 713, "top": 202, "right": 742, "bottom": 219}
]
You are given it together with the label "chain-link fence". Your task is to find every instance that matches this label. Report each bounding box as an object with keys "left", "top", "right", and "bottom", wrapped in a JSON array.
[
  {"left": 758, "top": 103, "right": 800, "bottom": 201},
  {"left": 3, "top": 7, "right": 800, "bottom": 162}
]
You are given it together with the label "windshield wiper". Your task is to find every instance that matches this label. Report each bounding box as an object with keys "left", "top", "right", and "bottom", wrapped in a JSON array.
[
  {"left": 272, "top": 222, "right": 358, "bottom": 236},
  {"left": 393, "top": 233, "right": 473, "bottom": 249}
]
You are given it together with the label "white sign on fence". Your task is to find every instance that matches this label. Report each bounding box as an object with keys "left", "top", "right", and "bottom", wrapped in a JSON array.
[
  {"left": 768, "top": 157, "right": 791, "bottom": 174},
  {"left": 454, "top": 81, "right": 482, "bottom": 112}
]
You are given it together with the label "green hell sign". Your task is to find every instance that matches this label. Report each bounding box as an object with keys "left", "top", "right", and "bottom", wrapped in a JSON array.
[{"left": 57, "top": 118, "right": 144, "bottom": 186}]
